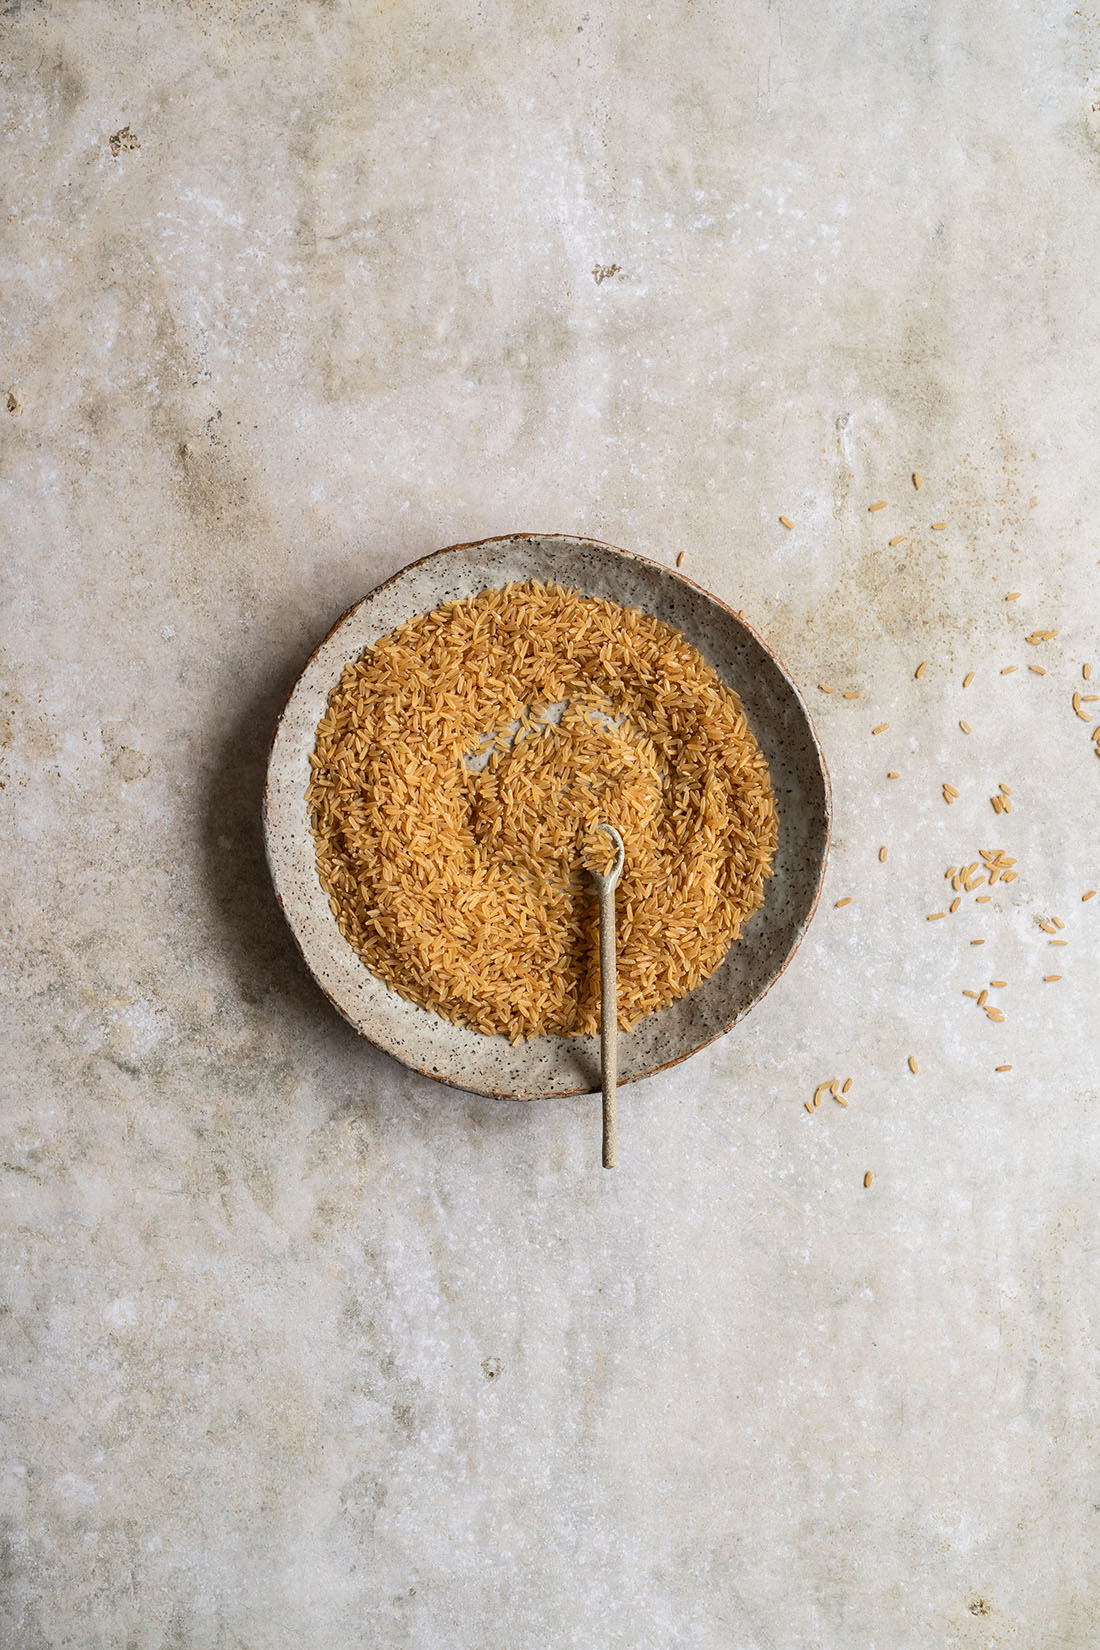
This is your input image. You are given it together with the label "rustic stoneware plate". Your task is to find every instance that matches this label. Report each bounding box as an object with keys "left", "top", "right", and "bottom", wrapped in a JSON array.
[{"left": 264, "top": 533, "right": 830, "bottom": 1099}]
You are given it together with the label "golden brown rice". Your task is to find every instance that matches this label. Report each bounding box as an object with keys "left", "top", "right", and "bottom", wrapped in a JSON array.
[{"left": 307, "top": 581, "right": 778, "bottom": 1040}]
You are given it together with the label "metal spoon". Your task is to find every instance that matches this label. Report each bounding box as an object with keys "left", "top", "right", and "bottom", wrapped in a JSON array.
[{"left": 590, "top": 824, "right": 625, "bottom": 1169}]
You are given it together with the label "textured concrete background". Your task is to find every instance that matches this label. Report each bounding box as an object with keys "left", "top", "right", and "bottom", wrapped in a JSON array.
[{"left": 4, "top": 3, "right": 1100, "bottom": 1646}]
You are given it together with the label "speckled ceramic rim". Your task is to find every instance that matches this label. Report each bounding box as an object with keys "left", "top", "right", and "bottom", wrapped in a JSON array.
[{"left": 263, "top": 534, "right": 831, "bottom": 1099}]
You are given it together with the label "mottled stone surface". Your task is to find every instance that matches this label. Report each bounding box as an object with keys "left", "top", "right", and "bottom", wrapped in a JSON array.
[{"left": 3, "top": 3, "right": 1100, "bottom": 1646}]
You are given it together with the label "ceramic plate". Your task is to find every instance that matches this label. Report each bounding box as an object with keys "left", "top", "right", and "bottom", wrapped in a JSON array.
[{"left": 263, "top": 534, "right": 830, "bottom": 1098}]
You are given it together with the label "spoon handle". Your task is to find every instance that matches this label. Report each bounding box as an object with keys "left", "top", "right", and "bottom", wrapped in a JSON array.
[{"left": 597, "top": 875, "right": 618, "bottom": 1169}]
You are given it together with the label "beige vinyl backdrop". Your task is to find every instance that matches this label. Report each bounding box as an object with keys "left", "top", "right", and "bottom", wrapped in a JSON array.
[{"left": 3, "top": 3, "right": 1100, "bottom": 1647}]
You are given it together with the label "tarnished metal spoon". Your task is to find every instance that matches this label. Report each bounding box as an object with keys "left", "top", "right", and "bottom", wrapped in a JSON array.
[{"left": 590, "top": 824, "right": 625, "bottom": 1169}]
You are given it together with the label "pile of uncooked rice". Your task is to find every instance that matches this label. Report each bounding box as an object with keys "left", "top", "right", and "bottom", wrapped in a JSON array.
[{"left": 307, "top": 581, "right": 777, "bottom": 1040}]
